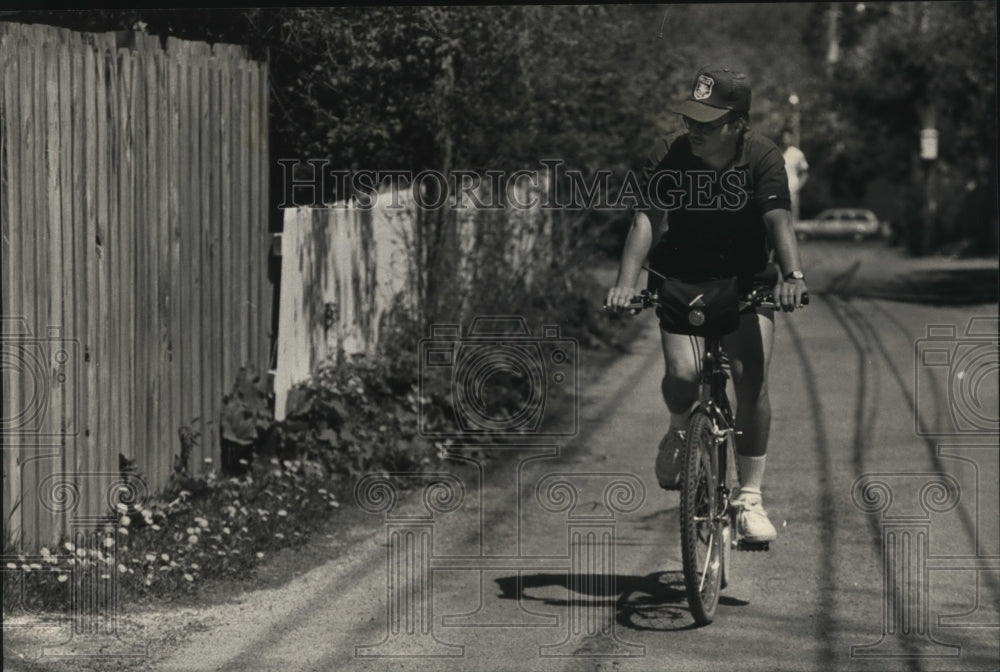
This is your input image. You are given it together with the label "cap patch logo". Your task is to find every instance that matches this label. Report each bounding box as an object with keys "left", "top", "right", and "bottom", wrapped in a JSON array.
[{"left": 693, "top": 74, "right": 714, "bottom": 100}]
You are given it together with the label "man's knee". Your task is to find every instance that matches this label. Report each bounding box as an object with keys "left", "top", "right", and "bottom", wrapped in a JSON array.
[{"left": 660, "top": 331, "right": 700, "bottom": 412}]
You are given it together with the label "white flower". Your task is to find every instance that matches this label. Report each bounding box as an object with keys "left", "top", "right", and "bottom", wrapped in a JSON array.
[
  {"left": 256, "top": 552, "right": 264, "bottom": 559},
  {"left": 39, "top": 547, "right": 51, "bottom": 557},
  {"left": 277, "top": 509, "right": 287, "bottom": 517},
  {"left": 63, "top": 542, "right": 76, "bottom": 552},
  {"left": 160, "top": 553, "right": 170, "bottom": 562},
  {"left": 145, "top": 553, "right": 157, "bottom": 563},
  {"left": 118, "top": 564, "right": 127, "bottom": 574},
  {"left": 103, "top": 537, "right": 115, "bottom": 548},
  {"left": 184, "top": 573, "right": 194, "bottom": 582},
  {"left": 57, "top": 574, "right": 69, "bottom": 583},
  {"left": 5, "top": 563, "right": 16, "bottom": 570},
  {"left": 187, "top": 535, "right": 199, "bottom": 545},
  {"left": 119, "top": 515, "right": 131, "bottom": 527}
]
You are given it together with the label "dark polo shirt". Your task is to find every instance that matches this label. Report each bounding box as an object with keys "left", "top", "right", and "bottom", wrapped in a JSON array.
[{"left": 638, "top": 130, "right": 791, "bottom": 282}]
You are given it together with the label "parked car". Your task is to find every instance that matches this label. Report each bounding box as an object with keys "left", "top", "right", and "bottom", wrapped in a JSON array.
[{"left": 794, "top": 208, "right": 889, "bottom": 241}]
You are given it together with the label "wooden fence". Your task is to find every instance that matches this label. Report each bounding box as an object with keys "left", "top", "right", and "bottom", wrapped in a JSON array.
[
  {"left": 0, "top": 23, "right": 272, "bottom": 548},
  {"left": 274, "top": 180, "right": 553, "bottom": 420}
]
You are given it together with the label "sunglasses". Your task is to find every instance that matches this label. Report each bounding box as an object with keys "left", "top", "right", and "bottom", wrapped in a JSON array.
[{"left": 681, "top": 114, "right": 734, "bottom": 134}]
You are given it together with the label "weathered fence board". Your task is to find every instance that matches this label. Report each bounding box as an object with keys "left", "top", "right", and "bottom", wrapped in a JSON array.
[
  {"left": 273, "top": 180, "right": 553, "bottom": 420},
  {"left": 0, "top": 23, "right": 272, "bottom": 548}
]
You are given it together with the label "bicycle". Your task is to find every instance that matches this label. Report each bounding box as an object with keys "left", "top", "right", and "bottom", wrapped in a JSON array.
[{"left": 608, "top": 274, "right": 807, "bottom": 625}]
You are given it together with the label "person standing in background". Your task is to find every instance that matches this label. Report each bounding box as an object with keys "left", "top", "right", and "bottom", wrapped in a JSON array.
[{"left": 781, "top": 129, "right": 808, "bottom": 221}]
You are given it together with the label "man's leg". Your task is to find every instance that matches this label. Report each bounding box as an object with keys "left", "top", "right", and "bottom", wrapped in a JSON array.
[
  {"left": 722, "top": 307, "right": 774, "bottom": 464},
  {"left": 722, "top": 308, "right": 777, "bottom": 541},
  {"left": 654, "top": 330, "right": 702, "bottom": 489},
  {"left": 660, "top": 329, "right": 702, "bottom": 423}
]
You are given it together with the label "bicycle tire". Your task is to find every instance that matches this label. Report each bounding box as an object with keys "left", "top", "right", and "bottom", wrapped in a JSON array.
[{"left": 680, "top": 410, "right": 724, "bottom": 625}]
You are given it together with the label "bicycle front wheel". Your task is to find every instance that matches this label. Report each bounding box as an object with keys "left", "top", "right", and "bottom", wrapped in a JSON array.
[{"left": 680, "top": 411, "right": 724, "bottom": 625}]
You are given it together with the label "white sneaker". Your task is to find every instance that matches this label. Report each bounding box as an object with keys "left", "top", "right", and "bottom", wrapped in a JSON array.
[
  {"left": 731, "top": 491, "right": 777, "bottom": 542},
  {"left": 655, "top": 428, "right": 686, "bottom": 490}
]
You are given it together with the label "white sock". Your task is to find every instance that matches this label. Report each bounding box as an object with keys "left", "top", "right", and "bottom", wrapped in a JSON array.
[{"left": 737, "top": 454, "right": 766, "bottom": 493}]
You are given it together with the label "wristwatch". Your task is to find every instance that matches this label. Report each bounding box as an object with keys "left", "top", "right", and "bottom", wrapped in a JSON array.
[{"left": 784, "top": 270, "right": 805, "bottom": 281}]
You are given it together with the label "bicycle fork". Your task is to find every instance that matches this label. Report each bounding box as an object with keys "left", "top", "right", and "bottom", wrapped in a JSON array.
[{"left": 707, "top": 414, "right": 770, "bottom": 552}]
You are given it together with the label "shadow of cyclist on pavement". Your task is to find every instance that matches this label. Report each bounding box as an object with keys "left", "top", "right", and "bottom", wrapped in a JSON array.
[{"left": 495, "top": 571, "right": 748, "bottom": 632}]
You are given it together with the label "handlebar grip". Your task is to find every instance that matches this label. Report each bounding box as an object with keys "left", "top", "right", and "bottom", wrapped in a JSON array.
[{"left": 802, "top": 291, "right": 809, "bottom": 306}]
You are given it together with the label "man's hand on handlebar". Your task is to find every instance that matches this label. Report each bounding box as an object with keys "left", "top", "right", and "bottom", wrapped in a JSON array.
[
  {"left": 605, "top": 286, "right": 639, "bottom": 312},
  {"left": 774, "top": 278, "right": 808, "bottom": 312}
]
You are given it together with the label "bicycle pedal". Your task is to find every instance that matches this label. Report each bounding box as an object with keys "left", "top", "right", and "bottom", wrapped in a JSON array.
[{"left": 737, "top": 540, "right": 770, "bottom": 552}]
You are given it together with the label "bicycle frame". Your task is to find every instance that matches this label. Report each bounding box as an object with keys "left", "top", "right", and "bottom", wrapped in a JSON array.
[{"left": 697, "top": 337, "right": 738, "bottom": 505}]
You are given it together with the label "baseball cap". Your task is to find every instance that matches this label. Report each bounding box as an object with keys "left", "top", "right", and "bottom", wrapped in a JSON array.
[{"left": 671, "top": 66, "right": 751, "bottom": 122}]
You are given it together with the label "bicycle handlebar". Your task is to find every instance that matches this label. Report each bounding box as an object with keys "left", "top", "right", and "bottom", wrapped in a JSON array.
[{"left": 606, "top": 288, "right": 809, "bottom": 314}]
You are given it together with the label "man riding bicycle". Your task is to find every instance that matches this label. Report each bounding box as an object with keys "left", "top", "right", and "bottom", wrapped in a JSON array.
[{"left": 606, "top": 66, "right": 808, "bottom": 543}]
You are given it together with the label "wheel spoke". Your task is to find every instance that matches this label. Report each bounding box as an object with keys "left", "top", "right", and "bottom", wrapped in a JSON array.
[{"left": 698, "top": 528, "right": 715, "bottom": 592}]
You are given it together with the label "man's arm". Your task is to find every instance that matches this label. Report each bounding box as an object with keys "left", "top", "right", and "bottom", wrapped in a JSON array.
[
  {"left": 763, "top": 208, "right": 807, "bottom": 311},
  {"left": 606, "top": 210, "right": 654, "bottom": 308}
]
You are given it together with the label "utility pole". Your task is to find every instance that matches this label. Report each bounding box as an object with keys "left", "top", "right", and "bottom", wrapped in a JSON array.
[
  {"left": 918, "top": 2, "right": 938, "bottom": 256},
  {"left": 826, "top": 3, "right": 840, "bottom": 78},
  {"left": 920, "top": 108, "right": 939, "bottom": 256},
  {"left": 789, "top": 93, "right": 801, "bottom": 148}
]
